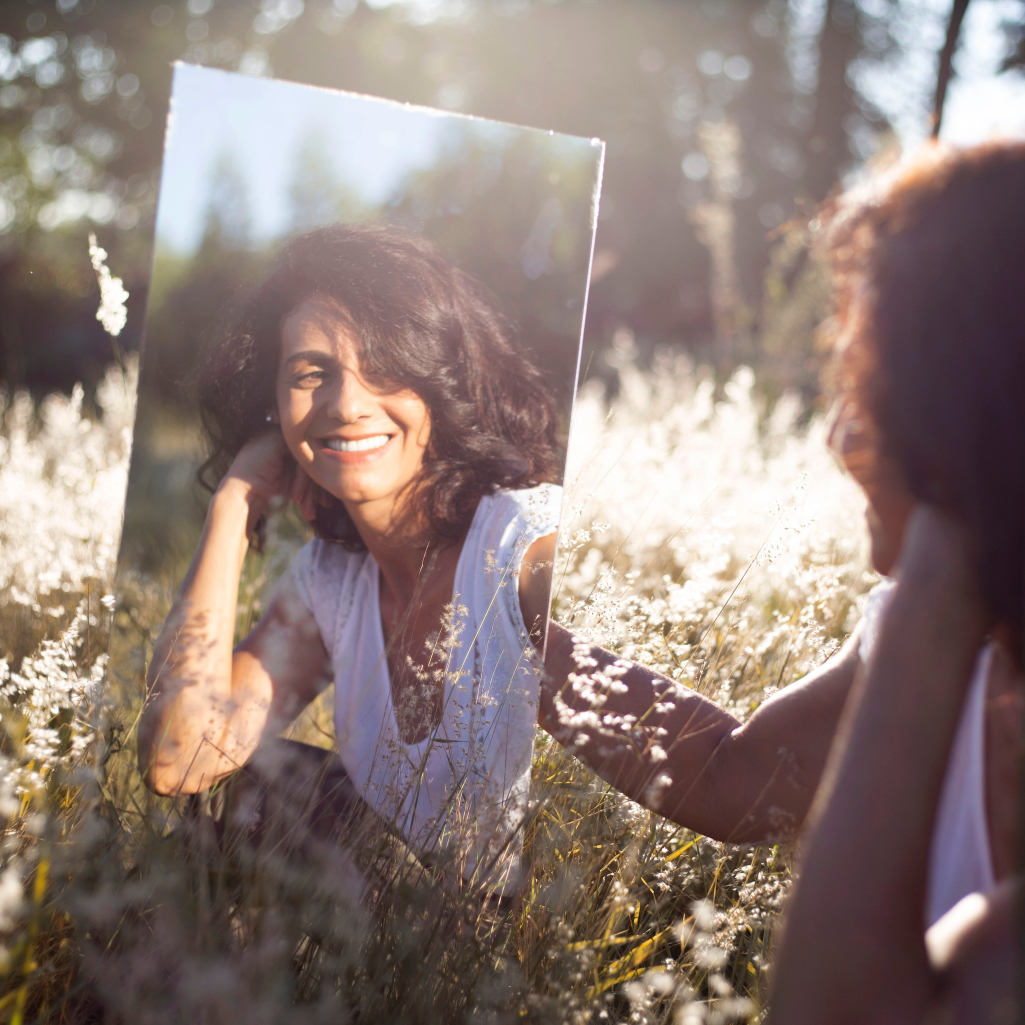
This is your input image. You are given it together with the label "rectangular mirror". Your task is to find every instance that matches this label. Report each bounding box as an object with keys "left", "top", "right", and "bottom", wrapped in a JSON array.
[{"left": 112, "top": 63, "right": 603, "bottom": 895}]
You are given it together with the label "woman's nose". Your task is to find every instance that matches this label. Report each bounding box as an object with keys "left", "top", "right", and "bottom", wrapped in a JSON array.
[
  {"left": 827, "top": 400, "right": 868, "bottom": 469},
  {"left": 825, "top": 398, "right": 850, "bottom": 458},
  {"left": 327, "top": 368, "right": 376, "bottom": 423}
]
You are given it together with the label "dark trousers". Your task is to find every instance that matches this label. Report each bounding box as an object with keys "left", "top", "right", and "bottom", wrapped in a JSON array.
[
  {"left": 191, "top": 738, "right": 514, "bottom": 945},
  {"left": 193, "top": 739, "right": 430, "bottom": 904}
]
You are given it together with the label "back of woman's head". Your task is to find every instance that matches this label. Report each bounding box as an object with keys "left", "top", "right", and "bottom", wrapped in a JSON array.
[
  {"left": 828, "top": 141, "right": 1025, "bottom": 633},
  {"left": 197, "top": 223, "right": 562, "bottom": 548}
]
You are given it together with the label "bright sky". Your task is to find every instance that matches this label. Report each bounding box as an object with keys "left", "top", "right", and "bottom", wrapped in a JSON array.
[
  {"left": 156, "top": 64, "right": 483, "bottom": 253},
  {"left": 941, "top": 0, "right": 1025, "bottom": 144},
  {"left": 852, "top": 0, "right": 1025, "bottom": 148}
]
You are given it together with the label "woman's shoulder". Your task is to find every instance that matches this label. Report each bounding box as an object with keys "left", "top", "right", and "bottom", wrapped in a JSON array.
[
  {"left": 479, "top": 483, "right": 563, "bottom": 535},
  {"left": 466, "top": 484, "right": 562, "bottom": 587}
]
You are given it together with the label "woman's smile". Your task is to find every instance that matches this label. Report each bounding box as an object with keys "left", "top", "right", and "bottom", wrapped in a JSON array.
[{"left": 317, "top": 433, "right": 396, "bottom": 461}]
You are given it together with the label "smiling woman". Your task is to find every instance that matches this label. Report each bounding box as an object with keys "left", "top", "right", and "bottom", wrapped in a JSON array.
[
  {"left": 196, "top": 225, "right": 564, "bottom": 549},
  {"left": 137, "top": 224, "right": 566, "bottom": 895}
]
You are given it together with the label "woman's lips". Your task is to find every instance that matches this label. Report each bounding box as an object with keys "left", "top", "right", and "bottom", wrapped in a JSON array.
[
  {"left": 316, "top": 433, "right": 395, "bottom": 464},
  {"left": 322, "top": 434, "right": 389, "bottom": 453}
]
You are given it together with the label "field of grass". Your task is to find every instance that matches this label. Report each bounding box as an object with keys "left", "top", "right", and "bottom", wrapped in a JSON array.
[{"left": 0, "top": 351, "right": 871, "bottom": 1024}]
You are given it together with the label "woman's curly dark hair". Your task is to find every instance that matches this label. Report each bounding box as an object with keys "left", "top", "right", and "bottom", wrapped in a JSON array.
[
  {"left": 824, "top": 140, "right": 1025, "bottom": 636},
  {"left": 197, "top": 223, "right": 563, "bottom": 550}
]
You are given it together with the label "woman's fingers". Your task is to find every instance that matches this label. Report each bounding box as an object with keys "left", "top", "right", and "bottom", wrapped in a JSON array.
[
  {"left": 896, "top": 506, "right": 975, "bottom": 586},
  {"left": 894, "top": 504, "right": 991, "bottom": 634},
  {"left": 223, "top": 432, "right": 294, "bottom": 505}
]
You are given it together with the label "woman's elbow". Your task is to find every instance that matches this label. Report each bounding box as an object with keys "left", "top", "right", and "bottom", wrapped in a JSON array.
[
  {"left": 138, "top": 741, "right": 182, "bottom": 795},
  {"left": 140, "top": 757, "right": 206, "bottom": 797},
  {"left": 137, "top": 720, "right": 202, "bottom": 796},
  {"left": 657, "top": 727, "right": 805, "bottom": 845},
  {"left": 142, "top": 766, "right": 179, "bottom": 796}
]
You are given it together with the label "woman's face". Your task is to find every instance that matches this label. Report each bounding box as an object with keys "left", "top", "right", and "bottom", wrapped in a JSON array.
[
  {"left": 275, "top": 295, "right": 431, "bottom": 513},
  {"left": 827, "top": 397, "right": 915, "bottom": 577}
]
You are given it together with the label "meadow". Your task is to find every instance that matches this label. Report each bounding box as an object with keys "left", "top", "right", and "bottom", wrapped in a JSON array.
[{"left": 0, "top": 345, "right": 872, "bottom": 1024}]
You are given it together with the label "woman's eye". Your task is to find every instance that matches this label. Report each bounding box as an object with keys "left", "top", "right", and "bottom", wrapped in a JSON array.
[{"left": 295, "top": 370, "right": 327, "bottom": 386}]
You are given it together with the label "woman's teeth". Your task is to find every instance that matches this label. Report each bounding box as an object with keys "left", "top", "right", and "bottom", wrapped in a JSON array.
[{"left": 323, "top": 435, "right": 390, "bottom": 453}]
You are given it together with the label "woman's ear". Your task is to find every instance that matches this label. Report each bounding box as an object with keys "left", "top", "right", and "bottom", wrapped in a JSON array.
[{"left": 416, "top": 410, "right": 431, "bottom": 449}]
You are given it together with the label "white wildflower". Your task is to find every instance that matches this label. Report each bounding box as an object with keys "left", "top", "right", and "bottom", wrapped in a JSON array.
[
  {"left": 0, "top": 862, "right": 23, "bottom": 931},
  {"left": 88, "top": 232, "right": 129, "bottom": 337},
  {"left": 0, "top": 359, "right": 135, "bottom": 606},
  {"left": 0, "top": 769, "right": 19, "bottom": 820},
  {"left": 556, "top": 353, "right": 869, "bottom": 713}
]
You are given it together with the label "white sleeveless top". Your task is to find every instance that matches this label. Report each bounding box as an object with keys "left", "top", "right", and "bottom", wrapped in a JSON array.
[
  {"left": 859, "top": 580, "right": 996, "bottom": 928},
  {"left": 290, "top": 483, "right": 562, "bottom": 893}
]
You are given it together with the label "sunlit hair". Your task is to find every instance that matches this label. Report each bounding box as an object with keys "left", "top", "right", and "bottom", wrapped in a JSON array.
[
  {"left": 824, "top": 140, "right": 1025, "bottom": 636},
  {"left": 197, "top": 223, "right": 562, "bottom": 549}
]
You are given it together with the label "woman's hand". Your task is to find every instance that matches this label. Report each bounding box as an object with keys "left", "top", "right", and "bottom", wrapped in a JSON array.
[
  {"left": 217, "top": 432, "right": 321, "bottom": 534},
  {"left": 895, "top": 505, "right": 987, "bottom": 636},
  {"left": 216, "top": 432, "right": 297, "bottom": 534}
]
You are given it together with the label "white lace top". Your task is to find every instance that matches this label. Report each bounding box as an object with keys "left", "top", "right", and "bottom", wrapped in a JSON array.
[
  {"left": 290, "top": 483, "right": 562, "bottom": 892},
  {"left": 859, "top": 580, "right": 995, "bottom": 928}
]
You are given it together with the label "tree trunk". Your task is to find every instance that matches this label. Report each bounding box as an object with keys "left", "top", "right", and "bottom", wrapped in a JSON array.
[
  {"left": 932, "top": 0, "right": 972, "bottom": 137},
  {"left": 805, "top": 0, "right": 862, "bottom": 202}
]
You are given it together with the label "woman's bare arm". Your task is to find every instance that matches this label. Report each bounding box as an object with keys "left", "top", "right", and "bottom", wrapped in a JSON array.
[
  {"left": 518, "top": 532, "right": 557, "bottom": 650},
  {"left": 138, "top": 435, "right": 329, "bottom": 795},
  {"left": 770, "top": 507, "right": 989, "bottom": 1024},
  {"left": 537, "top": 621, "right": 861, "bottom": 843},
  {"left": 520, "top": 529, "right": 861, "bottom": 843}
]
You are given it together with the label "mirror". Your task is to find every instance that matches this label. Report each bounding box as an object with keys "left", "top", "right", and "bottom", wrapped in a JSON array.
[{"left": 113, "top": 63, "right": 603, "bottom": 897}]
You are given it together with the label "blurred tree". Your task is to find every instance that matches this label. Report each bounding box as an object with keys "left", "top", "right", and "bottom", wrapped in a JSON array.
[
  {"left": 142, "top": 153, "right": 263, "bottom": 408},
  {"left": 392, "top": 124, "right": 598, "bottom": 409},
  {"left": 1003, "top": 0, "right": 1025, "bottom": 70},
  {"left": 804, "top": 0, "right": 864, "bottom": 202},
  {"left": 0, "top": 0, "right": 1020, "bottom": 398},
  {"left": 288, "top": 127, "right": 366, "bottom": 232},
  {"left": 200, "top": 149, "right": 252, "bottom": 252}
]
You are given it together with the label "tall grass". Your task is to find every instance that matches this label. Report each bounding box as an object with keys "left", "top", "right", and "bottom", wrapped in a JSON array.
[{"left": 0, "top": 350, "right": 870, "bottom": 1023}]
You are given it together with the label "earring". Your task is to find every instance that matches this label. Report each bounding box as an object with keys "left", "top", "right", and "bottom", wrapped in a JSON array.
[{"left": 265, "top": 414, "right": 274, "bottom": 423}]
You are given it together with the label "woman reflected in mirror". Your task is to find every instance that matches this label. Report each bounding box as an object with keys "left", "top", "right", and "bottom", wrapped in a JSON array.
[{"left": 138, "top": 224, "right": 563, "bottom": 896}]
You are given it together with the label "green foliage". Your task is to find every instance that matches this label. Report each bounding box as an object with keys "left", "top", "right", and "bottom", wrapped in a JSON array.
[{"left": 0, "top": 0, "right": 921, "bottom": 395}]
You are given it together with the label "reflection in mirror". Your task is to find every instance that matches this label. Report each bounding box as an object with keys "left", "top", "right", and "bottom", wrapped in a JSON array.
[{"left": 115, "top": 64, "right": 603, "bottom": 905}]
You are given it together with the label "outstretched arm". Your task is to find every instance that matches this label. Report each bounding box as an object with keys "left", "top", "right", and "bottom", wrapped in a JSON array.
[
  {"left": 519, "top": 535, "right": 861, "bottom": 844},
  {"left": 537, "top": 621, "right": 861, "bottom": 843}
]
